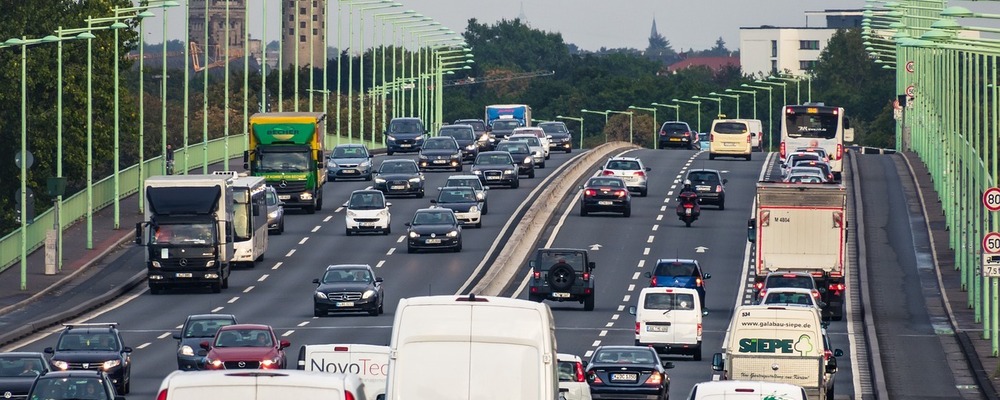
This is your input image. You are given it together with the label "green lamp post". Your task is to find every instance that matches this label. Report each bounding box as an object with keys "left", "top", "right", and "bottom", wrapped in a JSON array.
[
  {"left": 726, "top": 89, "right": 758, "bottom": 119},
  {"left": 672, "top": 99, "right": 702, "bottom": 132},
  {"left": 710, "top": 92, "right": 741, "bottom": 118},
  {"left": 556, "top": 115, "right": 585, "bottom": 149},
  {"left": 692, "top": 96, "right": 723, "bottom": 118},
  {"left": 628, "top": 106, "right": 656, "bottom": 149},
  {"left": 741, "top": 84, "right": 775, "bottom": 152},
  {"left": 581, "top": 109, "right": 610, "bottom": 143},
  {"left": 755, "top": 79, "right": 788, "bottom": 107}
]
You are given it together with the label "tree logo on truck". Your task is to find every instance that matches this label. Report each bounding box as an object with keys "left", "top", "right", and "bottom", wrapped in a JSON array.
[{"left": 793, "top": 334, "right": 814, "bottom": 356}]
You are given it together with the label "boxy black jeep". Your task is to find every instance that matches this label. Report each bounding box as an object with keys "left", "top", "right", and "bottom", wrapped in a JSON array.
[{"left": 527, "top": 248, "right": 596, "bottom": 311}]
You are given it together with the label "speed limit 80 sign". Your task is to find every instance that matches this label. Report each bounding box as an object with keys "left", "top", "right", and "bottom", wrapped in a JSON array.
[{"left": 984, "top": 187, "right": 1000, "bottom": 211}]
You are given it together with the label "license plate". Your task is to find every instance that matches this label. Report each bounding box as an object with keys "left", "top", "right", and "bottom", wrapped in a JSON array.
[
  {"left": 426, "top": 238, "right": 442, "bottom": 244},
  {"left": 552, "top": 292, "right": 571, "bottom": 298},
  {"left": 598, "top": 201, "right": 613, "bottom": 206},
  {"left": 487, "top": 176, "right": 501, "bottom": 180},
  {"left": 176, "top": 273, "right": 193, "bottom": 278},
  {"left": 401, "top": 144, "right": 412, "bottom": 148},
  {"left": 390, "top": 185, "right": 405, "bottom": 190},
  {"left": 278, "top": 195, "right": 291, "bottom": 200},
  {"left": 336, "top": 302, "right": 355, "bottom": 307},
  {"left": 342, "top": 169, "right": 357, "bottom": 174},
  {"left": 433, "top": 159, "right": 447, "bottom": 164},
  {"left": 360, "top": 222, "right": 377, "bottom": 227},
  {"left": 670, "top": 138, "right": 681, "bottom": 142},
  {"left": 724, "top": 142, "right": 736, "bottom": 147},
  {"left": 696, "top": 185, "right": 711, "bottom": 191},
  {"left": 611, "top": 373, "right": 637, "bottom": 381},
  {"left": 646, "top": 325, "right": 669, "bottom": 332}
]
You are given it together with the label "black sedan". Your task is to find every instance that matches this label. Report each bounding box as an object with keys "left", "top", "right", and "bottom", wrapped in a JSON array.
[
  {"left": 418, "top": 136, "right": 463, "bottom": 171},
  {"left": 538, "top": 121, "right": 573, "bottom": 153},
  {"left": 580, "top": 177, "right": 631, "bottom": 217},
  {"left": 406, "top": 208, "right": 463, "bottom": 253},
  {"left": 495, "top": 141, "right": 535, "bottom": 178},
  {"left": 374, "top": 159, "right": 425, "bottom": 198},
  {"left": 586, "top": 346, "right": 672, "bottom": 400},
  {"left": 313, "top": 264, "right": 384, "bottom": 317},
  {"left": 685, "top": 168, "right": 726, "bottom": 209},
  {"left": 172, "top": 314, "right": 238, "bottom": 370},
  {"left": 471, "top": 151, "right": 520, "bottom": 189},
  {"left": 0, "top": 352, "right": 52, "bottom": 398},
  {"left": 431, "top": 186, "right": 483, "bottom": 228}
]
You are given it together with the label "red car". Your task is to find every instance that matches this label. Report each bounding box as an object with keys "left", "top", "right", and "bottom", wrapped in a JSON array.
[{"left": 200, "top": 324, "right": 289, "bottom": 370}]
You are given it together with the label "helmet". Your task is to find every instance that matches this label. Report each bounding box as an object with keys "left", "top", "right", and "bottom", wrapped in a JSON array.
[{"left": 683, "top": 179, "right": 692, "bottom": 186}]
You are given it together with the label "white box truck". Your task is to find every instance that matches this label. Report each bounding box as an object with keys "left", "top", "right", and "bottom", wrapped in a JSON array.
[
  {"left": 385, "top": 294, "right": 559, "bottom": 400},
  {"left": 748, "top": 182, "right": 847, "bottom": 320},
  {"left": 711, "top": 305, "right": 838, "bottom": 400},
  {"left": 298, "top": 344, "right": 389, "bottom": 400},
  {"left": 135, "top": 175, "right": 235, "bottom": 294}
]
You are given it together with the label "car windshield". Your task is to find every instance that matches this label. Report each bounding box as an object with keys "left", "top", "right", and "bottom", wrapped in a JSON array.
[
  {"left": 332, "top": 146, "right": 367, "bottom": 159},
  {"left": 446, "top": 178, "right": 483, "bottom": 190},
  {"left": 456, "top": 120, "right": 487, "bottom": 131},
  {"left": 477, "top": 154, "right": 513, "bottom": 165},
  {"left": 510, "top": 136, "right": 541, "bottom": 146},
  {"left": 438, "top": 189, "right": 477, "bottom": 203},
  {"left": 30, "top": 377, "right": 106, "bottom": 400},
  {"left": 322, "top": 268, "right": 372, "bottom": 284},
  {"left": 440, "top": 128, "right": 475, "bottom": 141},
  {"left": 662, "top": 123, "right": 690, "bottom": 134},
  {"left": 258, "top": 150, "right": 309, "bottom": 172},
  {"left": 349, "top": 192, "right": 385, "bottom": 209},
  {"left": 606, "top": 160, "right": 640, "bottom": 170},
  {"left": 150, "top": 223, "right": 214, "bottom": 245},
  {"left": 764, "top": 292, "right": 815, "bottom": 306},
  {"left": 557, "top": 361, "right": 578, "bottom": 382},
  {"left": 587, "top": 178, "right": 624, "bottom": 188},
  {"left": 184, "top": 318, "right": 236, "bottom": 339},
  {"left": 539, "top": 123, "right": 569, "bottom": 134},
  {"left": 497, "top": 144, "right": 528, "bottom": 154},
  {"left": 687, "top": 171, "right": 720, "bottom": 184},
  {"left": 422, "top": 139, "right": 458, "bottom": 150},
  {"left": 265, "top": 189, "right": 278, "bottom": 206},
  {"left": 713, "top": 122, "right": 748, "bottom": 134},
  {"left": 412, "top": 211, "right": 456, "bottom": 225},
  {"left": 766, "top": 276, "right": 814, "bottom": 289},
  {"left": 214, "top": 329, "right": 273, "bottom": 348},
  {"left": 379, "top": 162, "right": 418, "bottom": 174},
  {"left": 593, "top": 349, "right": 657, "bottom": 365},
  {"left": 389, "top": 119, "right": 423, "bottom": 134},
  {"left": 537, "top": 251, "right": 585, "bottom": 271},
  {"left": 492, "top": 120, "right": 521, "bottom": 130},
  {"left": 643, "top": 293, "right": 696, "bottom": 310},
  {"left": 0, "top": 356, "right": 45, "bottom": 377},
  {"left": 654, "top": 262, "right": 699, "bottom": 277},
  {"left": 788, "top": 175, "right": 823, "bottom": 183},
  {"left": 56, "top": 333, "right": 119, "bottom": 351}
]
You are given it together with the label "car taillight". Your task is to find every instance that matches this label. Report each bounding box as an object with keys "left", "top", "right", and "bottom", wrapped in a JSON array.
[
  {"left": 533, "top": 271, "right": 541, "bottom": 279},
  {"left": 659, "top": 130, "right": 666, "bottom": 136},
  {"left": 589, "top": 371, "right": 603, "bottom": 384},
  {"left": 716, "top": 185, "right": 723, "bottom": 192},
  {"left": 747, "top": 135, "right": 751, "bottom": 143},
  {"left": 829, "top": 283, "right": 845, "bottom": 291},
  {"left": 696, "top": 277, "right": 703, "bottom": 287},
  {"left": 650, "top": 276, "right": 657, "bottom": 286},
  {"left": 824, "top": 349, "right": 833, "bottom": 361},
  {"left": 583, "top": 272, "right": 591, "bottom": 281},
  {"left": 836, "top": 144, "right": 843, "bottom": 160},
  {"left": 683, "top": 203, "right": 694, "bottom": 208},
  {"left": 635, "top": 322, "right": 641, "bottom": 335},
  {"left": 710, "top": 133, "right": 715, "bottom": 142},
  {"left": 779, "top": 142, "right": 786, "bottom": 158},
  {"left": 345, "top": 390, "right": 356, "bottom": 400},
  {"left": 575, "top": 362, "right": 586, "bottom": 382},
  {"left": 634, "top": 171, "right": 646, "bottom": 178},
  {"left": 683, "top": 131, "right": 690, "bottom": 137},
  {"left": 753, "top": 282, "right": 764, "bottom": 290},
  {"left": 697, "top": 323, "right": 703, "bottom": 336},
  {"left": 585, "top": 189, "right": 596, "bottom": 197},
  {"left": 615, "top": 190, "right": 627, "bottom": 198},
  {"left": 812, "top": 290, "right": 821, "bottom": 299},
  {"left": 645, "top": 372, "right": 663, "bottom": 385},
  {"left": 157, "top": 390, "right": 168, "bottom": 400},
  {"left": 759, "top": 289, "right": 767, "bottom": 298},
  {"left": 602, "top": 170, "right": 615, "bottom": 176}
]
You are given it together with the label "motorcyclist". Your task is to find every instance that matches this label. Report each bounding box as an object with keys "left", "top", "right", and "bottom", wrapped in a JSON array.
[
  {"left": 679, "top": 179, "right": 698, "bottom": 197},
  {"left": 676, "top": 179, "right": 701, "bottom": 222}
]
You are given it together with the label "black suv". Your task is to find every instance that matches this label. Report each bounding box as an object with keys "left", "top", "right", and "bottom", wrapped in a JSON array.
[
  {"left": 384, "top": 117, "right": 426, "bottom": 155},
  {"left": 44, "top": 323, "right": 132, "bottom": 394},
  {"left": 528, "top": 248, "right": 596, "bottom": 311},
  {"left": 27, "top": 370, "right": 124, "bottom": 400},
  {"left": 173, "top": 313, "right": 238, "bottom": 370},
  {"left": 658, "top": 121, "right": 698, "bottom": 149}
]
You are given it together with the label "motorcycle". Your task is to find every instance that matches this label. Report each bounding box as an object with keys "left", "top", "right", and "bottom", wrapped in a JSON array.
[{"left": 676, "top": 192, "right": 701, "bottom": 227}]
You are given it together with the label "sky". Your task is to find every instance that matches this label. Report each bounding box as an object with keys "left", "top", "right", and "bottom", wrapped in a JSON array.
[{"left": 145, "top": 0, "right": 1000, "bottom": 53}]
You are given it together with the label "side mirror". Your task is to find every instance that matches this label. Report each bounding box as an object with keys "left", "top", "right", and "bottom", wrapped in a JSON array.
[
  {"left": 747, "top": 219, "right": 757, "bottom": 243},
  {"left": 375, "top": 277, "right": 384, "bottom": 283},
  {"left": 312, "top": 278, "right": 320, "bottom": 284},
  {"left": 172, "top": 332, "right": 182, "bottom": 340},
  {"left": 588, "top": 261, "right": 596, "bottom": 270},
  {"left": 662, "top": 361, "right": 674, "bottom": 369},
  {"left": 723, "top": 178, "right": 728, "bottom": 185},
  {"left": 834, "top": 349, "right": 844, "bottom": 357},
  {"left": 645, "top": 167, "right": 652, "bottom": 172},
  {"left": 197, "top": 349, "right": 208, "bottom": 357},
  {"left": 278, "top": 201, "right": 286, "bottom": 207},
  {"left": 386, "top": 202, "right": 392, "bottom": 207},
  {"left": 704, "top": 273, "right": 712, "bottom": 280},
  {"left": 342, "top": 202, "right": 349, "bottom": 208},
  {"left": 430, "top": 199, "right": 437, "bottom": 204},
  {"left": 200, "top": 341, "right": 211, "bottom": 351},
  {"left": 279, "top": 340, "right": 291, "bottom": 350},
  {"left": 644, "top": 271, "right": 652, "bottom": 278},
  {"left": 369, "top": 153, "right": 374, "bottom": 158},
  {"left": 711, "top": 353, "right": 725, "bottom": 371},
  {"left": 243, "top": 162, "right": 250, "bottom": 170},
  {"left": 529, "top": 260, "right": 536, "bottom": 268},
  {"left": 628, "top": 306, "right": 637, "bottom": 315},
  {"left": 122, "top": 347, "right": 133, "bottom": 353},
  {"left": 483, "top": 186, "right": 490, "bottom": 190},
  {"left": 578, "top": 185, "right": 584, "bottom": 190},
  {"left": 404, "top": 222, "right": 411, "bottom": 227},
  {"left": 44, "top": 347, "right": 54, "bottom": 354},
  {"left": 780, "top": 163, "right": 787, "bottom": 169},
  {"left": 134, "top": 223, "right": 144, "bottom": 246}
]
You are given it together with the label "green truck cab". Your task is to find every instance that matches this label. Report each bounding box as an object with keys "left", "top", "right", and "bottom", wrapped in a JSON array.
[{"left": 245, "top": 112, "right": 327, "bottom": 214}]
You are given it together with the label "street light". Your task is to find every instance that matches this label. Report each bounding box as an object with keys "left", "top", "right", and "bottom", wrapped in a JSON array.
[
  {"left": 692, "top": 96, "right": 723, "bottom": 117},
  {"left": 628, "top": 106, "right": 657, "bottom": 149},
  {"left": 556, "top": 115, "right": 585, "bottom": 149},
  {"left": 741, "top": 84, "right": 775, "bottom": 152},
  {"left": 754, "top": 79, "right": 788, "bottom": 107},
  {"left": 768, "top": 75, "right": 808, "bottom": 104},
  {"left": 710, "top": 92, "right": 741, "bottom": 118},
  {"left": 726, "top": 89, "right": 758, "bottom": 119},
  {"left": 581, "top": 109, "right": 610, "bottom": 143},
  {"left": 606, "top": 110, "right": 634, "bottom": 144},
  {"left": 672, "top": 99, "right": 702, "bottom": 132}
]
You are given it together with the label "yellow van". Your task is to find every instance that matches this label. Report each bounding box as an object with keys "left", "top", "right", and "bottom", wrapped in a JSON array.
[{"left": 709, "top": 119, "right": 752, "bottom": 161}]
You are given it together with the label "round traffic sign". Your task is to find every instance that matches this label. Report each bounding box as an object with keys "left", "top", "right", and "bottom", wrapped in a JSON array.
[
  {"left": 905, "top": 85, "right": 916, "bottom": 98},
  {"left": 984, "top": 232, "right": 1000, "bottom": 253},
  {"left": 985, "top": 187, "right": 1000, "bottom": 211},
  {"left": 905, "top": 61, "right": 915, "bottom": 73}
]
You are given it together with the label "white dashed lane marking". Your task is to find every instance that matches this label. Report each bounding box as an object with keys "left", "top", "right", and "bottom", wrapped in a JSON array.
[
  {"left": 334, "top": 207, "right": 344, "bottom": 213},
  {"left": 627, "top": 284, "right": 635, "bottom": 292},
  {"left": 599, "top": 330, "right": 608, "bottom": 337},
  {"left": 656, "top": 214, "right": 663, "bottom": 221},
  {"left": 137, "top": 342, "right": 151, "bottom": 349},
  {"left": 618, "top": 305, "right": 625, "bottom": 311},
  {"left": 272, "top": 262, "right": 283, "bottom": 270},
  {"left": 258, "top": 274, "right": 269, "bottom": 282},
  {"left": 612, "top": 314, "right": 621, "bottom": 320},
  {"left": 585, "top": 350, "right": 594, "bottom": 358},
  {"left": 376, "top": 260, "right": 386, "bottom": 268},
  {"left": 299, "top": 237, "right": 309, "bottom": 245},
  {"left": 632, "top": 272, "right": 640, "bottom": 280},
  {"left": 638, "top": 260, "right": 645, "bottom": 268},
  {"left": 652, "top": 224, "right": 659, "bottom": 231},
  {"left": 243, "top": 286, "right": 254, "bottom": 293},
  {"left": 297, "top": 321, "right": 310, "bottom": 327},
  {"left": 323, "top": 216, "right": 332, "bottom": 222},
  {"left": 605, "top": 322, "right": 614, "bottom": 328},
  {"left": 387, "top": 248, "right": 396, "bottom": 256},
  {"left": 211, "top": 307, "right": 224, "bottom": 312},
  {"left": 643, "top": 248, "right": 650, "bottom": 256},
  {"left": 285, "top": 249, "right": 296, "bottom": 257},
  {"left": 660, "top": 206, "right": 667, "bottom": 212},
  {"left": 647, "top": 235, "right": 655, "bottom": 243},
  {"left": 592, "top": 340, "right": 601, "bottom": 347},
  {"left": 311, "top": 226, "right": 321, "bottom": 232},
  {"left": 282, "top": 330, "right": 294, "bottom": 337},
  {"left": 227, "top": 297, "right": 239, "bottom": 304},
  {"left": 157, "top": 332, "right": 171, "bottom": 339},
  {"left": 397, "top": 236, "right": 405, "bottom": 243}
]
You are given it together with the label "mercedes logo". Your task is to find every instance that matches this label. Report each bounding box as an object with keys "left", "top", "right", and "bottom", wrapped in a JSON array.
[
  {"left": 179, "top": 258, "right": 188, "bottom": 267},
  {"left": 238, "top": 361, "right": 247, "bottom": 368},
  {"left": 279, "top": 179, "right": 288, "bottom": 188}
]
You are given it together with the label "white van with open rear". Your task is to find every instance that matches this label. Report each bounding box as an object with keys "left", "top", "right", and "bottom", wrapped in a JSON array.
[
  {"left": 156, "top": 370, "right": 365, "bottom": 400},
  {"left": 630, "top": 287, "right": 703, "bottom": 360},
  {"left": 384, "top": 294, "right": 559, "bottom": 400}
]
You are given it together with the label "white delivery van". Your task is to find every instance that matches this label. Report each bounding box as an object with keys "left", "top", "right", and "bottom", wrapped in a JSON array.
[
  {"left": 298, "top": 344, "right": 389, "bottom": 400},
  {"left": 156, "top": 370, "right": 365, "bottom": 400},
  {"left": 629, "top": 287, "right": 703, "bottom": 360},
  {"left": 686, "top": 380, "right": 808, "bottom": 400},
  {"left": 745, "top": 119, "right": 764, "bottom": 152},
  {"left": 385, "top": 294, "right": 559, "bottom": 400}
]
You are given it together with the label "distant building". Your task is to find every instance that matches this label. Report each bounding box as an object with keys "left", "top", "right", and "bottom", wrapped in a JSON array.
[
  {"left": 189, "top": 0, "right": 247, "bottom": 70},
  {"left": 665, "top": 56, "right": 740, "bottom": 74},
  {"left": 282, "top": 0, "right": 327, "bottom": 69},
  {"left": 739, "top": 9, "right": 862, "bottom": 77}
]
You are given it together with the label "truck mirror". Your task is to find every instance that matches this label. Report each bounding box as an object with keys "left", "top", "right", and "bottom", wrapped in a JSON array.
[
  {"left": 711, "top": 353, "right": 724, "bottom": 371},
  {"left": 628, "top": 306, "right": 636, "bottom": 315},
  {"left": 588, "top": 261, "right": 596, "bottom": 270},
  {"left": 225, "top": 221, "right": 234, "bottom": 242},
  {"left": 134, "top": 223, "right": 143, "bottom": 246},
  {"left": 834, "top": 349, "right": 844, "bottom": 357},
  {"left": 529, "top": 260, "right": 536, "bottom": 268},
  {"left": 243, "top": 150, "right": 249, "bottom": 163},
  {"left": 747, "top": 219, "right": 757, "bottom": 243}
]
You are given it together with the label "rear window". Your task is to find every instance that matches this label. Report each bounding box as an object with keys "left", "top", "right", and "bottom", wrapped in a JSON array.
[
  {"left": 764, "top": 292, "right": 815, "bottom": 306},
  {"left": 713, "top": 122, "right": 748, "bottom": 134},
  {"left": 492, "top": 120, "right": 521, "bottom": 130},
  {"left": 661, "top": 123, "right": 690, "bottom": 134},
  {"left": 557, "top": 361, "right": 578, "bottom": 382},
  {"left": 643, "top": 292, "right": 696, "bottom": 310},
  {"left": 765, "top": 276, "right": 814, "bottom": 289},
  {"left": 456, "top": 120, "right": 486, "bottom": 131},
  {"left": 687, "top": 171, "right": 720, "bottom": 184},
  {"left": 654, "top": 262, "right": 698, "bottom": 277},
  {"left": 536, "top": 250, "right": 585, "bottom": 271},
  {"left": 605, "top": 160, "right": 640, "bottom": 170}
]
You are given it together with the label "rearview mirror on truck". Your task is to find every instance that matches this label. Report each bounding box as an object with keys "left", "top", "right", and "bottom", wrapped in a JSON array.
[
  {"left": 134, "top": 223, "right": 144, "bottom": 246},
  {"left": 711, "top": 353, "right": 724, "bottom": 371},
  {"left": 747, "top": 219, "right": 756, "bottom": 243}
]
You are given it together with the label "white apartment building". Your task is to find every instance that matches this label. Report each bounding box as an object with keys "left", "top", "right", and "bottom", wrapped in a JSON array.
[{"left": 739, "top": 27, "right": 837, "bottom": 77}]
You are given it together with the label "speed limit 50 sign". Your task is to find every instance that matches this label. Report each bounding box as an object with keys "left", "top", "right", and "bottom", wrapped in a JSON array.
[
  {"left": 984, "top": 232, "right": 1000, "bottom": 254},
  {"left": 984, "top": 187, "right": 1000, "bottom": 211}
]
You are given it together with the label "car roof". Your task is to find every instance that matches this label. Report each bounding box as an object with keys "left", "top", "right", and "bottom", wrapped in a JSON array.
[
  {"left": 334, "top": 143, "right": 366, "bottom": 148},
  {"left": 351, "top": 189, "right": 384, "bottom": 195},
  {"left": 441, "top": 124, "right": 473, "bottom": 129},
  {"left": 608, "top": 156, "right": 641, "bottom": 162},
  {"left": 37, "top": 370, "right": 108, "bottom": 379},
  {"left": 415, "top": 207, "right": 455, "bottom": 214},
  {"left": 62, "top": 323, "right": 118, "bottom": 333},
  {"left": 655, "top": 258, "right": 699, "bottom": 265},
  {"left": 556, "top": 353, "right": 583, "bottom": 362},
  {"left": 454, "top": 119, "right": 483, "bottom": 122},
  {"left": 391, "top": 117, "right": 421, "bottom": 122},
  {"left": 439, "top": 186, "right": 475, "bottom": 191},
  {"left": 325, "top": 264, "right": 372, "bottom": 271},
  {"left": 687, "top": 168, "right": 721, "bottom": 174},
  {"left": 595, "top": 345, "right": 656, "bottom": 352},
  {"left": 219, "top": 324, "right": 272, "bottom": 331},
  {"left": 187, "top": 314, "right": 237, "bottom": 321},
  {"left": 381, "top": 159, "right": 417, "bottom": 165}
]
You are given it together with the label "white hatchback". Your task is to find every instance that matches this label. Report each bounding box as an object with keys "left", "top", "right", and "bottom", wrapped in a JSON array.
[
  {"left": 344, "top": 190, "right": 391, "bottom": 235},
  {"left": 556, "top": 353, "right": 592, "bottom": 400}
]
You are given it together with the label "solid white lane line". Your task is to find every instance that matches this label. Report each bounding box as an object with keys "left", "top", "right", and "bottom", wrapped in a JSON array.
[
  {"left": 272, "top": 262, "right": 283, "bottom": 270},
  {"left": 396, "top": 236, "right": 405, "bottom": 243},
  {"left": 212, "top": 307, "right": 224, "bottom": 312},
  {"left": 311, "top": 226, "right": 321, "bottom": 232},
  {"left": 627, "top": 284, "right": 635, "bottom": 292},
  {"left": 386, "top": 248, "right": 395, "bottom": 256},
  {"left": 297, "top": 321, "right": 310, "bottom": 327},
  {"left": 285, "top": 249, "right": 296, "bottom": 257},
  {"left": 632, "top": 272, "right": 640, "bottom": 280},
  {"left": 243, "top": 286, "right": 254, "bottom": 293},
  {"left": 282, "top": 330, "right": 294, "bottom": 337},
  {"left": 157, "top": 332, "right": 171, "bottom": 339},
  {"left": 299, "top": 237, "right": 309, "bottom": 245},
  {"left": 227, "top": 297, "right": 239, "bottom": 304},
  {"left": 258, "top": 274, "right": 269, "bottom": 282},
  {"left": 137, "top": 342, "right": 151, "bottom": 349},
  {"left": 647, "top": 235, "right": 655, "bottom": 243},
  {"left": 652, "top": 224, "right": 659, "bottom": 231},
  {"left": 323, "top": 216, "right": 332, "bottom": 222},
  {"left": 599, "top": 330, "right": 608, "bottom": 337},
  {"left": 376, "top": 260, "right": 386, "bottom": 269}
]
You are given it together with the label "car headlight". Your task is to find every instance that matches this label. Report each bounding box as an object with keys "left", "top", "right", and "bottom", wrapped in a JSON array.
[
  {"left": 409, "top": 177, "right": 422, "bottom": 183},
  {"left": 151, "top": 261, "right": 161, "bottom": 268},
  {"left": 362, "top": 289, "right": 376, "bottom": 299},
  {"left": 469, "top": 206, "right": 479, "bottom": 213},
  {"left": 534, "top": 151, "right": 543, "bottom": 157},
  {"left": 504, "top": 170, "right": 515, "bottom": 175},
  {"left": 523, "top": 156, "right": 532, "bottom": 164},
  {"left": 415, "top": 134, "right": 425, "bottom": 141},
  {"left": 451, "top": 154, "right": 461, "bottom": 159},
  {"left": 179, "top": 345, "right": 195, "bottom": 357},
  {"left": 473, "top": 170, "right": 482, "bottom": 175},
  {"left": 207, "top": 358, "right": 223, "bottom": 369},
  {"left": 102, "top": 359, "right": 121, "bottom": 370},
  {"left": 360, "top": 161, "right": 371, "bottom": 168},
  {"left": 409, "top": 231, "right": 420, "bottom": 238},
  {"left": 476, "top": 192, "right": 485, "bottom": 200},
  {"left": 268, "top": 210, "right": 279, "bottom": 219},
  {"left": 260, "top": 357, "right": 281, "bottom": 369},
  {"left": 53, "top": 360, "right": 69, "bottom": 370},
  {"left": 466, "top": 144, "right": 477, "bottom": 150},
  {"left": 300, "top": 192, "right": 313, "bottom": 200},
  {"left": 315, "top": 291, "right": 328, "bottom": 299},
  {"left": 378, "top": 210, "right": 389, "bottom": 218},
  {"left": 328, "top": 162, "right": 339, "bottom": 168},
  {"left": 447, "top": 230, "right": 459, "bottom": 238},
  {"left": 375, "top": 177, "right": 386, "bottom": 183},
  {"left": 346, "top": 210, "right": 357, "bottom": 218},
  {"left": 387, "top": 135, "right": 396, "bottom": 141}
]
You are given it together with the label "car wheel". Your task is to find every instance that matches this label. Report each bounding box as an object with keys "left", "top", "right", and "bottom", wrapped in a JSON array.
[
  {"left": 482, "top": 201, "right": 489, "bottom": 214},
  {"left": 329, "top": 176, "right": 336, "bottom": 182},
  {"left": 640, "top": 188, "right": 648, "bottom": 197},
  {"left": 407, "top": 245, "right": 415, "bottom": 254},
  {"left": 368, "top": 306, "right": 379, "bottom": 316},
  {"left": 387, "top": 149, "right": 394, "bottom": 156},
  {"left": 316, "top": 194, "right": 324, "bottom": 211},
  {"left": 211, "top": 282, "right": 222, "bottom": 293},
  {"left": 365, "top": 174, "right": 372, "bottom": 181},
  {"left": 383, "top": 225, "right": 391, "bottom": 235},
  {"left": 379, "top": 302, "right": 384, "bottom": 315},
  {"left": 832, "top": 312, "right": 844, "bottom": 321},
  {"left": 528, "top": 169, "right": 535, "bottom": 178},
  {"left": 149, "top": 284, "right": 162, "bottom": 295},
  {"left": 584, "top": 294, "right": 595, "bottom": 311},
  {"left": 826, "top": 385, "right": 835, "bottom": 400},
  {"left": 623, "top": 207, "right": 631, "bottom": 218},
  {"left": 528, "top": 293, "right": 543, "bottom": 302},
  {"left": 305, "top": 205, "right": 316, "bottom": 214},
  {"left": 540, "top": 161, "right": 546, "bottom": 168},
  {"left": 745, "top": 153, "right": 752, "bottom": 161},
  {"left": 719, "top": 200, "right": 725, "bottom": 210},
  {"left": 547, "top": 264, "right": 576, "bottom": 291},
  {"left": 279, "top": 220, "right": 285, "bottom": 234},
  {"left": 416, "top": 190, "right": 424, "bottom": 199},
  {"left": 709, "top": 153, "right": 716, "bottom": 160},
  {"left": 346, "top": 228, "right": 352, "bottom": 236},
  {"left": 222, "top": 275, "right": 229, "bottom": 289},
  {"left": 685, "top": 220, "right": 692, "bottom": 227},
  {"left": 314, "top": 307, "right": 325, "bottom": 318},
  {"left": 693, "top": 345, "right": 703, "bottom": 361},
  {"left": 456, "top": 164, "right": 463, "bottom": 172},
  {"left": 512, "top": 179, "right": 520, "bottom": 189},
  {"left": 454, "top": 241, "right": 463, "bottom": 252},
  {"left": 566, "top": 148, "right": 572, "bottom": 153},
  {"left": 580, "top": 206, "right": 588, "bottom": 216},
  {"left": 475, "top": 221, "right": 482, "bottom": 229}
]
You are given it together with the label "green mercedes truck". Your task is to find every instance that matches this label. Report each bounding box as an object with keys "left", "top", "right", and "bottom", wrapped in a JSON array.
[{"left": 245, "top": 112, "right": 327, "bottom": 214}]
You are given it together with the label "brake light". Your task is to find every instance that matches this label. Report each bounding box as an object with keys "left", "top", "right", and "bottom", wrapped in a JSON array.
[
  {"left": 635, "top": 322, "right": 641, "bottom": 335},
  {"left": 634, "top": 170, "right": 646, "bottom": 178},
  {"left": 615, "top": 190, "right": 627, "bottom": 198},
  {"left": 683, "top": 131, "right": 690, "bottom": 137},
  {"left": 575, "top": 362, "right": 586, "bottom": 382},
  {"left": 683, "top": 203, "right": 694, "bottom": 208},
  {"left": 585, "top": 189, "right": 596, "bottom": 197},
  {"left": 602, "top": 170, "right": 615, "bottom": 176},
  {"left": 334, "top": 346, "right": 349, "bottom": 351},
  {"left": 824, "top": 349, "right": 833, "bottom": 361},
  {"left": 583, "top": 272, "right": 591, "bottom": 281},
  {"left": 644, "top": 372, "right": 663, "bottom": 385},
  {"left": 589, "top": 371, "right": 603, "bottom": 384},
  {"left": 747, "top": 135, "right": 751, "bottom": 143},
  {"left": 836, "top": 144, "right": 843, "bottom": 160},
  {"left": 812, "top": 290, "right": 821, "bottom": 299},
  {"left": 829, "top": 283, "right": 845, "bottom": 291},
  {"left": 753, "top": 282, "right": 764, "bottom": 290},
  {"left": 157, "top": 390, "right": 168, "bottom": 400},
  {"left": 710, "top": 133, "right": 715, "bottom": 142},
  {"left": 782, "top": 274, "right": 797, "bottom": 278},
  {"left": 697, "top": 323, "right": 703, "bottom": 336},
  {"left": 533, "top": 271, "right": 541, "bottom": 279},
  {"left": 780, "top": 142, "right": 786, "bottom": 158},
  {"left": 759, "top": 289, "right": 767, "bottom": 298},
  {"left": 651, "top": 276, "right": 657, "bottom": 286},
  {"left": 659, "top": 130, "right": 666, "bottom": 136},
  {"left": 346, "top": 390, "right": 356, "bottom": 400}
]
